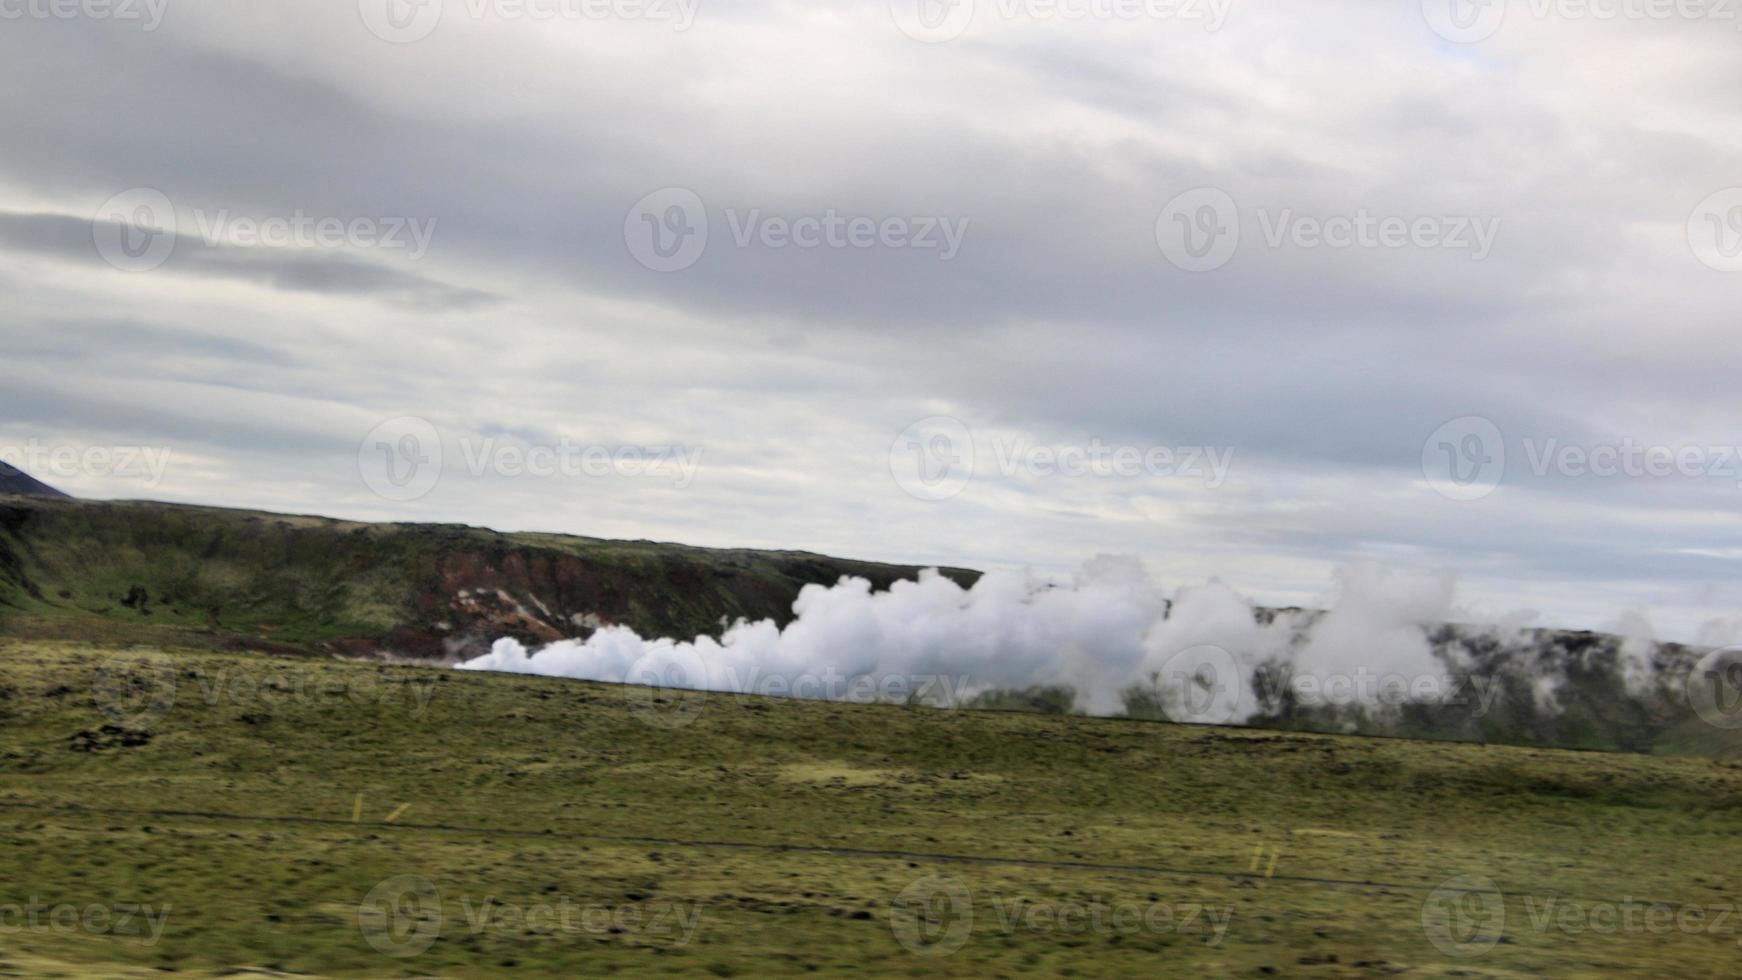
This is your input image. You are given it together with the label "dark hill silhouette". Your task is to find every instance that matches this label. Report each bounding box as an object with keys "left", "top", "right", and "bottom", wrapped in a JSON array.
[{"left": 0, "top": 462, "right": 68, "bottom": 499}]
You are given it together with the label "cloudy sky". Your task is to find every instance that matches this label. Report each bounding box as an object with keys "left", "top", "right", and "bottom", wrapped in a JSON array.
[{"left": 2, "top": 0, "right": 1739, "bottom": 642}]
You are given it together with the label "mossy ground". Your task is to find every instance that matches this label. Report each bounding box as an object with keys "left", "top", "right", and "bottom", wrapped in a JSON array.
[{"left": 1, "top": 640, "right": 1739, "bottom": 977}]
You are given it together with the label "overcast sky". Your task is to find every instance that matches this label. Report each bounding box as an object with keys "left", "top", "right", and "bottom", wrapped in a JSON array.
[{"left": 2, "top": 0, "right": 1739, "bottom": 642}]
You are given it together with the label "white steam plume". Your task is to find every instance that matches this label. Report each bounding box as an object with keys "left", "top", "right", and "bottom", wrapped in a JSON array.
[{"left": 457, "top": 556, "right": 1483, "bottom": 722}]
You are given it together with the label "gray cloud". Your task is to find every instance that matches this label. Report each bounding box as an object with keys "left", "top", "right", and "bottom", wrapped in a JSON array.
[
  {"left": 0, "top": 211, "right": 495, "bottom": 310},
  {"left": 0, "top": 3, "right": 1736, "bottom": 641}
]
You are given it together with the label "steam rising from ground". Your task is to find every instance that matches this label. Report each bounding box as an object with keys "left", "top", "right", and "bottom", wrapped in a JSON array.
[{"left": 458, "top": 557, "right": 1502, "bottom": 723}]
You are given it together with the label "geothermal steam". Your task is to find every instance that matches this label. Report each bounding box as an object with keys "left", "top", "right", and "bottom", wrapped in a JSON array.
[{"left": 457, "top": 557, "right": 1472, "bottom": 722}]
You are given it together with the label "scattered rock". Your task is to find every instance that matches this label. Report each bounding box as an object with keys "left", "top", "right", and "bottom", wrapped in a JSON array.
[{"left": 68, "top": 725, "right": 153, "bottom": 752}]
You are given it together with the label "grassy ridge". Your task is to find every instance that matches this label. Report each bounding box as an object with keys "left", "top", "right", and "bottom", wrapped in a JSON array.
[
  {"left": 1, "top": 639, "right": 1739, "bottom": 976},
  {"left": 0, "top": 496, "right": 976, "bottom": 656}
]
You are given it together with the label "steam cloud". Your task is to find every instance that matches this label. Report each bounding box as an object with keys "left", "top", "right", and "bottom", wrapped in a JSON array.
[{"left": 457, "top": 557, "right": 1535, "bottom": 724}]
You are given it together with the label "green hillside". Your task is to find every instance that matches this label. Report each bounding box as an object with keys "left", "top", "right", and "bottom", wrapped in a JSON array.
[
  {"left": 0, "top": 496, "right": 976, "bottom": 658},
  {"left": 0, "top": 639, "right": 1738, "bottom": 977}
]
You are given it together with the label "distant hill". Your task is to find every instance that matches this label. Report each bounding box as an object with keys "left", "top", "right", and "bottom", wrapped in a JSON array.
[
  {"left": 0, "top": 462, "right": 68, "bottom": 499},
  {"left": 0, "top": 496, "right": 977, "bottom": 659}
]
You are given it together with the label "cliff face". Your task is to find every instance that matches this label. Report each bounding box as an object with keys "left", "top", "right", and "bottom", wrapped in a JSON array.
[{"left": 0, "top": 497, "right": 977, "bottom": 660}]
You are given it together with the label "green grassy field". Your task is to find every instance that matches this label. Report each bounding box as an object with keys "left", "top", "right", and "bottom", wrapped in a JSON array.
[{"left": 2, "top": 639, "right": 1739, "bottom": 977}]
